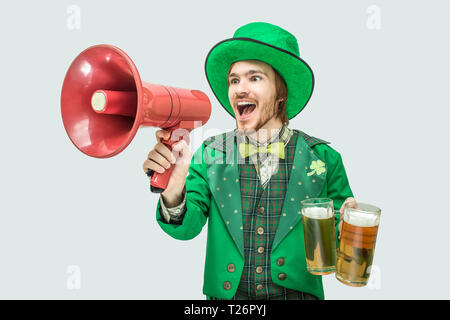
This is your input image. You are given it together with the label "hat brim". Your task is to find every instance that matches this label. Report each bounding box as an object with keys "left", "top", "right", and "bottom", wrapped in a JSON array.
[{"left": 205, "top": 37, "right": 314, "bottom": 120}]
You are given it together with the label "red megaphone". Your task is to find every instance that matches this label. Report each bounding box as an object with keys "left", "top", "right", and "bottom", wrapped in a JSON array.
[{"left": 61, "top": 44, "right": 211, "bottom": 193}]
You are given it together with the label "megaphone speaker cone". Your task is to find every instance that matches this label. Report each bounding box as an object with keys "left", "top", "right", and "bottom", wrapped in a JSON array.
[{"left": 61, "top": 44, "right": 142, "bottom": 158}]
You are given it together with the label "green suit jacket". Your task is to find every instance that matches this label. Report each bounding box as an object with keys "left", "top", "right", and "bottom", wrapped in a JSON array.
[{"left": 156, "top": 130, "right": 354, "bottom": 300}]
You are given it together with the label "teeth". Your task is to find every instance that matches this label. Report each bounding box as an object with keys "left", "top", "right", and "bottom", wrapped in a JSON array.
[{"left": 237, "top": 102, "right": 255, "bottom": 106}]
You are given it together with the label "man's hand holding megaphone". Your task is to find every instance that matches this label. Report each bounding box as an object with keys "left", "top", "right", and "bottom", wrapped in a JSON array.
[{"left": 143, "top": 129, "right": 192, "bottom": 207}]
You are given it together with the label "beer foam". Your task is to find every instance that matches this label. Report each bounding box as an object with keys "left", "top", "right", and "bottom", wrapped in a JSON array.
[
  {"left": 302, "top": 207, "right": 333, "bottom": 219},
  {"left": 344, "top": 209, "right": 380, "bottom": 227}
]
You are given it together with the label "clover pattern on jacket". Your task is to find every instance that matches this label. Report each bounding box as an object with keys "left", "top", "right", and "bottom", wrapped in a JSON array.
[{"left": 306, "top": 160, "right": 326, "bottom": 176}]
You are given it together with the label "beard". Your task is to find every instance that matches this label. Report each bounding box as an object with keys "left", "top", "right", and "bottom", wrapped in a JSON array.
[{"left": 254, "top": 102, "right": 278, "bottom": 132}]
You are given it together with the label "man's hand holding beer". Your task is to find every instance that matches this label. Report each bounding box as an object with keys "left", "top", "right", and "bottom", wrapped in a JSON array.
[{"left": 338, "top": 197, "right": 358, "bottom": 239}]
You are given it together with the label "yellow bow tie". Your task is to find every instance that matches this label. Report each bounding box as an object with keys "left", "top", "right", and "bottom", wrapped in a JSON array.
[{"left": 239, "top": 142, "right": 285, "bottom": 159}]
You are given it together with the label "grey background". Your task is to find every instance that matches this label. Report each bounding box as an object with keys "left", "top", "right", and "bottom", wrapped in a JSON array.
[{"left": 0, "top": 0, "right": 448, "bottom": 299}]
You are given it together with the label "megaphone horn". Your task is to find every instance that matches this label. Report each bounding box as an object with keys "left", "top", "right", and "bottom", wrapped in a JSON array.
[{"left": 61, "top": 44, "right": 211, "bottom": 192}]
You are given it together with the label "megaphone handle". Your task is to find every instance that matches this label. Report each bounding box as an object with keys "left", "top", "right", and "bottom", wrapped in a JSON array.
[
  {"left": 149, "top": 166, "right": 175, "bottom": 193},
  {"left": 147, "top": 139, "right": 177, "bottom": 193},
  {"left": 145, "top": 169, "right": 160, "bottom": 192}
]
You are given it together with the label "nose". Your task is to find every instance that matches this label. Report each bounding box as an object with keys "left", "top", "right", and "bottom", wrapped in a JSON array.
[{"left": 234, "top": 79, "right": 250, "bottom": 96}]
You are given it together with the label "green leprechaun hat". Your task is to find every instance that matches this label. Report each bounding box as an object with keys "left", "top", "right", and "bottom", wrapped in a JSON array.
[{"left": 205, "top": 22, "right": 315, "bottom": 120}]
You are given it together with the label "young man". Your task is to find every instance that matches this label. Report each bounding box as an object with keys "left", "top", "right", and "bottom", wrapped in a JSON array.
[{"left": 143, "top": 22, "right": 356, "bottom": 300}]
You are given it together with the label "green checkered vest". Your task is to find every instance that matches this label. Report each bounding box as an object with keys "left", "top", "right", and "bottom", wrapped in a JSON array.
[{"left": 231, "top": 129, "right": 327, "bottom": 300}]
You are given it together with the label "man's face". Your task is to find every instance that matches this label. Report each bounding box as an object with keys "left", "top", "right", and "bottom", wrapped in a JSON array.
[{"left": 228, "top": 60, "right": 279, "bottom": 133}]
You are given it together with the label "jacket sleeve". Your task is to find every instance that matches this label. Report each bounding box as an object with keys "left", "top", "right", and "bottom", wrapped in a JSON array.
[
  {"left": 155, "top": 142, "right": 211, "bottom": 240},
  {"left": 312, "top": 144, "right": 354, "bottom": 231}
]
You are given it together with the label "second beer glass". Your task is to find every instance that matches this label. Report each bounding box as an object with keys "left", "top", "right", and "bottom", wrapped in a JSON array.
[
  {"left": 301, "top": 198, "right": 337, "bottom": 275},
  {"left": 336, "top": 202, "right": 381, "bottom": 287}
]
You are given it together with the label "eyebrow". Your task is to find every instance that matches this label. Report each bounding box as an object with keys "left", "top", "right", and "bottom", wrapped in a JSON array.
[{"left": 228, "top": 69, "right": 268, "bottom": 78}]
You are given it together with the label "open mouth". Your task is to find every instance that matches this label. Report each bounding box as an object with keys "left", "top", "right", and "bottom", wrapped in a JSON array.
[{"left": 237, "top": 103, "right": 256, "bottom": 119}]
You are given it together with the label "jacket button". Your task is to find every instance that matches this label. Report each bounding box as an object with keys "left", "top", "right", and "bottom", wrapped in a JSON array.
[
  {"left": 223, "top": 281, "right": 231, "bottom": 290},
  {"left": 227, "top": 264, "right": 235, "bottom": 273},
  {"left": 258, "top": 207, "right": 265, "bottom": 214},
  {"left": 277, "top": 257, "right": 285, "bottom": 266},
  {"left": 278, "top": 273, "right": 287, "bottom": 280}
]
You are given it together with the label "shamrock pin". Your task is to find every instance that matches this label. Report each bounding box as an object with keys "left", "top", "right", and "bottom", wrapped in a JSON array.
[{"left": 307, "top": 160, "right": 326, "bottom": 176}]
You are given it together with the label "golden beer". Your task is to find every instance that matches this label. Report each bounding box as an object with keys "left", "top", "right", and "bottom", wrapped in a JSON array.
[
  {"left": 301, "top": 199, "right": 336, "bottom": 275},
  {"left": 336, "top": 203, "right": 381, "bottom": 287}
]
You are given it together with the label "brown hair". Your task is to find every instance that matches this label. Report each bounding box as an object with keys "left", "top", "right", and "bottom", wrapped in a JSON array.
[{"left": 273, "top": 68, "right": 289, "bottom": 126}]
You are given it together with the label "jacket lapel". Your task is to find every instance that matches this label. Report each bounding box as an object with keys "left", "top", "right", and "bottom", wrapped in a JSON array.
[
  {"left": 272, "top": 133, "right": 328, "bottom": 252},
  {"left": 205, "top": 131, "right": 245, "bottom": 258}
]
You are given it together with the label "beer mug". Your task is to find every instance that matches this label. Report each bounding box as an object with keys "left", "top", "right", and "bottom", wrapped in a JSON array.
[
  {"left": 336, "top": 202, "right": 381, "bottom": 287},
  {"left": 301, "top": 198, "right": 337, "bottom": 275}
]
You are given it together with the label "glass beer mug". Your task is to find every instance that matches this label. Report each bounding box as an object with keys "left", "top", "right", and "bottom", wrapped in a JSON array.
[
  {"left": 301, "top": 198, "right": 337, "bottom": 275},
  {"left": 336, "top": 202, "right": 381, "bottom": 287}
]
